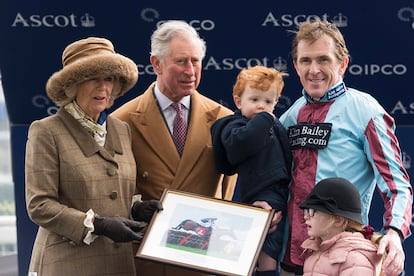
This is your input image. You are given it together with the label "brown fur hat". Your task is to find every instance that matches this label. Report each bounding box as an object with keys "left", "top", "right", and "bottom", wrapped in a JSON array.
[{"left": 46, "top": 37, "right": 138, "bottom": 106}]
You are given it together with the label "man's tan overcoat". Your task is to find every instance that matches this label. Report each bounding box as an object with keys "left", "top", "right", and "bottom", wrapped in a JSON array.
[{"left": 112, "top": 82, "right": 238, "bottom": 276}]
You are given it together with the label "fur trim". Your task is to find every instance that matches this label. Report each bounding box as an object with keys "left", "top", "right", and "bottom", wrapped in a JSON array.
[{"left": 46, "top": 38, "right": 138, "bottom": 106}]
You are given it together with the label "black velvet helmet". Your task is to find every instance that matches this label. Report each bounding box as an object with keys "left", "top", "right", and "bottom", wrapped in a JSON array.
[{"left": 299, "top": 177, "right": 363, "bottom": 224}]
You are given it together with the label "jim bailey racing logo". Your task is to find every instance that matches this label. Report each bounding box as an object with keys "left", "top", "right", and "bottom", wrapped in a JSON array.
[{"left": 288, "top": 123, "right": 332, "bottom": 150}]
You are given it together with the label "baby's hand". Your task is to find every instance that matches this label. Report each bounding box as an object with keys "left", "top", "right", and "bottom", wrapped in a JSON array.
[{"left": 267, "top": 111, "right": 276, "bottom": 120}]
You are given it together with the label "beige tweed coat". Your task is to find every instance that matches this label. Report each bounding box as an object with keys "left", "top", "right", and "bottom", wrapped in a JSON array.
[
  {"left": 112, "top": 82, "right": 238, "bottom": 276},
  {"left": 25, "top": 108, "right": 137, "bottom": 275}
]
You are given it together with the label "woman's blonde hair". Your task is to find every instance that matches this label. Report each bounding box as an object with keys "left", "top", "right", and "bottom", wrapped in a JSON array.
[{"left": 64, "top": 76, "right": 121, "bottom": 108}]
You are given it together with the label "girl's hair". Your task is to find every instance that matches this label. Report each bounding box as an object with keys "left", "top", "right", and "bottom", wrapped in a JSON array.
[
  {"left": 232, "top": 65, "right": 288, "bottom": 98},
  {"left": 333, "top": 215, "right": 386, "bottom": 276},
  {"left": 345, "top": 219, "right": 384, "bottom": 245}
]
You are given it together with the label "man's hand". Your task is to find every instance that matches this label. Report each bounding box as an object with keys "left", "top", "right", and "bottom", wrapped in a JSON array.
[
  {"left": 377, "top": 228, "right": 405, "bottom": 276},
  {"left": 252, "top": 200, "right": 282, "bottom": 234}
]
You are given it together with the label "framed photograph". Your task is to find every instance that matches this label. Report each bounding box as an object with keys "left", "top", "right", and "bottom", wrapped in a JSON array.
[{"left": 136, "top": 189, "right": 274, "bottom": 276}]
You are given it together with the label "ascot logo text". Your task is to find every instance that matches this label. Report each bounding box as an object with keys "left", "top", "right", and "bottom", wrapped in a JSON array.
[
  {"left": 11, "top": 12, "right": 95, "bottom": 28},
  {"left": 262, "top": 12, "right": 348, "bottom": 28},
  {"left": 137, "top": 56, "right": 289, "bottom": 74},
  {"left": 390, "top": 100, "right": 414, "bottom": 115},
  {"left": 203, "top": 56, "right": 288, "bottom": 71}
]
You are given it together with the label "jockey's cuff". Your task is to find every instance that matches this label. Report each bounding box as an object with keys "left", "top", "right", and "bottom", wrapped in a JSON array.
[{"left": 387, "top": 226, "right": 404, "bottom": 243}]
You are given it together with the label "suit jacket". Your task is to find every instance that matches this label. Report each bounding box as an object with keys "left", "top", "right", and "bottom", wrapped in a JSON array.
[
  {"left": 25, "top": 108, "right": 137, "bottom": 275},
  {"left": 112, "top": 82, "right": 237, "bottom": 201},
  {"left": 112, "top": 82, "right": 238, "bottom": 276}
]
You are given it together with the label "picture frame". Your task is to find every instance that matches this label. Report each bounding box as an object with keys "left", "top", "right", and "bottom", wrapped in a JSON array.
[{"left": 136, "top": 189, "right": 275, "bottom": 276}]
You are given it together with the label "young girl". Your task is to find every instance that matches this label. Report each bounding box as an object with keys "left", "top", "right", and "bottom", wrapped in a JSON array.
[{"left": 299, "top": 177, "right": 384, "bottom": 275}]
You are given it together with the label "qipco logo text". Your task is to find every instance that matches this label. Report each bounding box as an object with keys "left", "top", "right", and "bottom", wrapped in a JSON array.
[
  {"left": 156, "top": 19, "right": 215, "bottom": 31},
  {"left": 348, "top": 64, "right": 407, "bottom": 76}
]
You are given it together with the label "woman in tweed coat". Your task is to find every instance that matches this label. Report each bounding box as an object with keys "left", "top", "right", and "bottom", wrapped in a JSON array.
[{"left": 25, "top": 37, "right": 162, "bottom": 276}]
